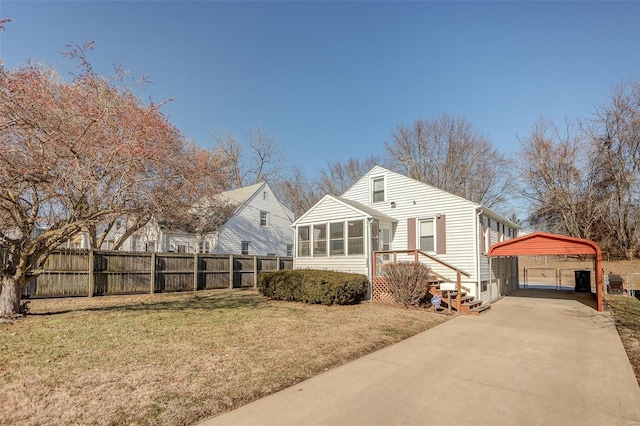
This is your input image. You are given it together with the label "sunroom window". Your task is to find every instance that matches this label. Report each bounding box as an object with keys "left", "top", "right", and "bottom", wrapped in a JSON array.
[
  {"left": 348, "top": 220, "right": 364, "bottom": 255},
  {"left": 329, "top": 222, "right": 344, "bottom": 255},
  {"left": 313, "top": 224, "right": 327, "bottom": 256},
  {"left": 298, "top": 226, "right": 310, "bottom": 257}
]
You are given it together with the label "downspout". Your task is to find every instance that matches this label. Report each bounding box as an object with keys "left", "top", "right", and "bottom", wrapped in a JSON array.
[
  {"left": 475, "top": 208, "right": 482, "bottom": 301},
  {"left": 366, "top": 217, "right": 373, "bottom": 302}
]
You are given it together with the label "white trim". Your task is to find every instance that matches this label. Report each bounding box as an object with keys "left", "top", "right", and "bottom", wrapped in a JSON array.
[
  {"left": 417, "top": 216, "right": 437, "bottom": 254},
  {"left": 370, "top": 174, "right": 387, "bottom": 204}
]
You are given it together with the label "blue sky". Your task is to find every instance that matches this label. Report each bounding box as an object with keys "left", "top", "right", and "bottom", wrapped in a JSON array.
[{"left": 1, "top": 1, "right": 639, "bottom": 176}]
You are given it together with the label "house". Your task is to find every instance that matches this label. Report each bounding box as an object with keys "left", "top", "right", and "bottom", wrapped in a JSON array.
[
  {"left": 291, "top": 166, "right": 519, "bottom": 303},
  {"left": 121, "top": 182, "right": 295, "bottom": 256}
]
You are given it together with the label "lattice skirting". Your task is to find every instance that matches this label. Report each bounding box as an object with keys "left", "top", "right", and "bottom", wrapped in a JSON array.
[{"left": 372, "top": 277, "right": 396, "bottom": 304}]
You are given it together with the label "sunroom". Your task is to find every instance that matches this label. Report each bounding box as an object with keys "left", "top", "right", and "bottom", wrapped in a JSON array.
[{"left": 292, "top": 195, "right": 396, "bottom": 278}]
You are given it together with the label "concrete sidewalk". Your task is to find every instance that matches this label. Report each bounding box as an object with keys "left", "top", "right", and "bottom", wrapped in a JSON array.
[{"left": 200, "top": 291, "right": 640, "bottom": 426}]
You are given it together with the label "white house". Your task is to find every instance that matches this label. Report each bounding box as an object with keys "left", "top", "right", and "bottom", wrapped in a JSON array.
[
  {"left": 292, "top": 166, "right": 519, "bottom": 303},
  {"left": 121, "top": 182, "right": 295, "bottom": 256}
]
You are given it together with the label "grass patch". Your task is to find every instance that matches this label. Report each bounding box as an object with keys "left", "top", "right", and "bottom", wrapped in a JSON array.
[
  {"left": 0, "top": 290, "right": 448, "bottom": 425},
  {"left": 606, "top": 294, "right": 640, "bottom": 385}
]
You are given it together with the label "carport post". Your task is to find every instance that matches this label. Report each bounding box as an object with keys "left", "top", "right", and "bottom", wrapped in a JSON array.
[{"left": 488, "top": 256, "right": 493, "bottom": 302}]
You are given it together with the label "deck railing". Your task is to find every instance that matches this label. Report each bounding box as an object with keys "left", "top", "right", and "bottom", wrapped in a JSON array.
[{"left": 372, "top": 249, "right": 471, "bottom": 309}]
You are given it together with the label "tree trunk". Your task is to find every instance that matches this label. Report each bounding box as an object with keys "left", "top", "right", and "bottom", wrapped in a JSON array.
[{"left": 0, "top": 275, "right": 22, "bottom": 317}]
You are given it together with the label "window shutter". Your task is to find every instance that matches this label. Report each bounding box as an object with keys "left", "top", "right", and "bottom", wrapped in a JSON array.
[
  {"left": 407, "top": 218, "right": 416, "bottom": 250},
  {"left": 436, "top": 215, "right": 446, "bottom": 254}
]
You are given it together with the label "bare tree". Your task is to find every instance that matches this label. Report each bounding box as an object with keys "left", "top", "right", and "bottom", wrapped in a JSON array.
[
  {"left": 583, "top": 80, "right": 640, "bottom": 258},
  {"left": 0, "top": 46, "right": 229, "bottom": 316},
  {"left": 516, "top": 118, "right": 602, "bottom": 240},
  {"left": 315, "top": 155, "right": 381, "bottom": 196},
  {"left": 212, "top": 126, "right": 287, "bottom": 188},
  {"left": 276, "top": 168, "right": 322, "bottom": 218},
  {"left": 384, "top": 114, "right": 509, "bottom": 208}
]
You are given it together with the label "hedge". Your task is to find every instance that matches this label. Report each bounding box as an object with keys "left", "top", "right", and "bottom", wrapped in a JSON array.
[{"left": 257, "top": 269, "right": 369, "bottom": 305}]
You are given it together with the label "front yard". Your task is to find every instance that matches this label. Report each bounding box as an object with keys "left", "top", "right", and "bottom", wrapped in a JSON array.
[
  {"left": 0, "top": 290, "right": 448, "bottom": 425},
  {"left": 606, "top": 294, "right": 640, "bottom": 385}
]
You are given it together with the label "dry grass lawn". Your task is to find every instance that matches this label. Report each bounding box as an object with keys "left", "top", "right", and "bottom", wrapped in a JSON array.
[
  {"left": 606, "top": 294, "right": 640, "bottom": 385},
  {"left": 0, "top": 290, "right": 448, "bottom": 425}
]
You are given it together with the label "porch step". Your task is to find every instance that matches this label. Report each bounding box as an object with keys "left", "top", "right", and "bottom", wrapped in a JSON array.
[{"left": 468, "top": 304, "right": 491, "bottom": 315}]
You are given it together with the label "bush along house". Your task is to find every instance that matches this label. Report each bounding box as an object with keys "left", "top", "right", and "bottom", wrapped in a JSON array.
[{"left": 291, "top": 166, "right": 520, "bottom": 313}]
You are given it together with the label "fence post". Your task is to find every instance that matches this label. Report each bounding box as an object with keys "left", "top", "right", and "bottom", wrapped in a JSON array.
[
  {"left": 150, "top": 253, "right": 156, "bottom": 295},
  {"left": 88, "top": 250, "right": 95, "bottom": 297},
  {"left": 229, "top": 254, "right": 234, "bottom": 289},
  {"left": 254, "top": 256, "right": 258, "bottom": 288},
  {"left": 276, "top": 256, "right": 281, "bottom": 271},
  {"left": 194, "top": 253, "right": 199, "bottom": 292}
]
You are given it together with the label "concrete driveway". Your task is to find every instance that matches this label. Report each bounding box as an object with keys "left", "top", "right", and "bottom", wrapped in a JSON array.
[{"left": 200, "top": 290, "right": 640, "bottom": 425}]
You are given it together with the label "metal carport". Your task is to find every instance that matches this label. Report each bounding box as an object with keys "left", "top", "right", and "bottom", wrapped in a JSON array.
[{"left": 489, "top": 232, "right": 603, "bottom": 312}]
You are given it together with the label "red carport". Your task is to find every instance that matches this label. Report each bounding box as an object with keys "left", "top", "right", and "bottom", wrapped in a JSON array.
[{"left": 489, "top": 232, "right": 603, "bottom": 312}]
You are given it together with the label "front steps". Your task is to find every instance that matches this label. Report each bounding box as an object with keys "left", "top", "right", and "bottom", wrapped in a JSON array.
[
  {"left": 429, "top": 286, "right": 491, "bottom": 316},
  {"left": 372, "top": 277, "right": 491, "bottom": 315}
]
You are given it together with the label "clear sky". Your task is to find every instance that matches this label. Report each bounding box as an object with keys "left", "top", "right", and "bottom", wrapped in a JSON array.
[{"left": 1, "top": 1, "right": 638, "bottom": 176}]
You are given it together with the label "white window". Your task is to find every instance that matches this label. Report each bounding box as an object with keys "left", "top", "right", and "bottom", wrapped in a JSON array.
[
  {"left": 263, "top": 191, "right": 268, "bottom": 200},
  {"left": 198, "top": 240, "right": 210, "bottom": 254},
  {"left": 330, "top": 222, "right": 344, "bottom": 256},
  {"left": 419, "top": 219, "right": 435, "bottom": 252},
  {"left": 145, "top": 241, "right": 155, "bottom": 252},
  {"left": 298, "top": 226, "right": 310, "bottom": 257},
  {"left": 241, "top": 241, "right": 250, "bottom": 255},
  {"left": 313, "top": 224, "right": 327, "bottom": 256},
  {"left": 348, "top": 220, "right": 364, "bottom": 255},
  {"left": 372, "top": 177, "right": 385, "bottom": 203},
  {"left": 286, "top": 244, "right": 293, "bottom": 257},
  {"left": 260, "top": 211, "right": 268, "bottom": 227}
]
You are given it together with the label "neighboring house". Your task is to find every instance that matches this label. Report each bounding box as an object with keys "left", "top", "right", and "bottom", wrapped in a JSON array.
[
  {"left": 291, "top": 166, "right": 519, "bottom": 303},
  {"left": 120, "top": 182, "right": 295, "bottom": 256}
]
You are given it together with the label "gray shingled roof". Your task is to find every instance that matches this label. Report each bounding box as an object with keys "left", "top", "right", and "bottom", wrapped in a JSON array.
[{"left": 218, "top": 182, "right": 265, "bottom": 206}]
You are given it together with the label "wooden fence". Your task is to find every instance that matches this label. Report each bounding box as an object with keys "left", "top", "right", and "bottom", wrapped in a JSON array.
[{"left": 20, "top": 250, "right": 293, "bottom": 298}]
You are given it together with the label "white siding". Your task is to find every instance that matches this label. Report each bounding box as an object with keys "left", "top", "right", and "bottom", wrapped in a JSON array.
[
  {"left": 293, "top": 196, "right": 371, "bottom": 275},
  {"left": 342, "top": 167, "right": 480, "bottom": 286},
  {"left": 294, "top": 256, "right": 369, "bottom": 276},
  {"left": 216, "top": 183, "right": 294, "bottom": 256}
]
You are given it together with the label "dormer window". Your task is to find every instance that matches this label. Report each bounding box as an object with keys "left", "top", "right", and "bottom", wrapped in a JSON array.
[{"left": 372, "top": 177, "right": 385, "bottom": 203}]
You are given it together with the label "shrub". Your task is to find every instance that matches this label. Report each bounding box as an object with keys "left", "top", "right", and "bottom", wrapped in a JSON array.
[
  {"left": 258, "top": 270, "right": 368, "bottom": 305},
  {"left": 382, "top": 262, "right": 436, "bottom": 307}
]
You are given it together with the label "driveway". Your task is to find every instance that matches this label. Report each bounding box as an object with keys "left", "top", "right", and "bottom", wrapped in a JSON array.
[{"left": 200, "top": 290, "right": 640, "bottom": 425}]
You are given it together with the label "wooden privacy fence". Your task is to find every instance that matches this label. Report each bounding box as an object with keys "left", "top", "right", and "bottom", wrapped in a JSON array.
[{"left": 22, "top": 250, "right": 293, "bottom": 298}]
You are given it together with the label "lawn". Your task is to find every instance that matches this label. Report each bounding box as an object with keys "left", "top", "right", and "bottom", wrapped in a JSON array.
[
  {"left": 606, "top": 294, "right": 640, "bottom": 385},
  {"left": 0, "top": 290, "right": 448, "bottom": 425}
]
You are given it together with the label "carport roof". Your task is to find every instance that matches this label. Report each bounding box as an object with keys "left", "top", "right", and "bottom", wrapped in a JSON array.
[
  {"left": 488, "top": 231, "right": 601, "bottom": 257},
  {"left": 488, "top": 231, "right": 603, "bottom": 312}
]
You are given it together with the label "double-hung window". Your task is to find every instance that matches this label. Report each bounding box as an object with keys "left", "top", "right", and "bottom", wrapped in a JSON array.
[
  {"left": 298, "top": 226, "right": 310, "bottom": 256},
  {"left": 260, "top": 211, "right": 268, "bottom": 227},
  {"left": 419, "top": 219, "right": 435, "bottom": 252},
  {"left": 329, "top": 222, "right": 344, "bottom": 255},
  {"left": 372, "top": 177, "right": 385, "bottom": 203},
  {"left": 347, "top": 220, "right": 364, "bottom": 255},
  {"left": 313, "top": 224, "right": 327, "bottom": 256}
]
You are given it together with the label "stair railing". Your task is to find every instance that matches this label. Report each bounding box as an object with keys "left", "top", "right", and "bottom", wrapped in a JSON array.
[{"left": 373, "top": 249, "right": 471, "bottom": 311}]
